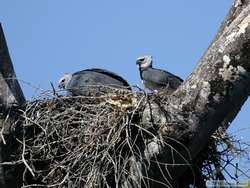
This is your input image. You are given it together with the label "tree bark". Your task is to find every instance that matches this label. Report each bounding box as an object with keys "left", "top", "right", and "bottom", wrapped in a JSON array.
[
  {"left": 0, "top": 23, "right": 25, "bottom": 188},
  {"left": 0, "top": 24, "right": 25, "bottom": 106},
  {"left": 130, "top": 1, "right": 250, "bottom": 187}
]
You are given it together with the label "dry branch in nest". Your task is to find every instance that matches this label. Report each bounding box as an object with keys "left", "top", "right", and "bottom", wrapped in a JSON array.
[{"left": 7, "top": 87, "right": 249, "bottom": 187}]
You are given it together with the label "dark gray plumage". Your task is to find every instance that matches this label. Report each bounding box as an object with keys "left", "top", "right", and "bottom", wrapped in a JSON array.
[
  {"left": 58, "top": 68, "right": 130, "bottom": 96},
  {"left": 136, "top": 55, "right": 183, "bottom": 93}
]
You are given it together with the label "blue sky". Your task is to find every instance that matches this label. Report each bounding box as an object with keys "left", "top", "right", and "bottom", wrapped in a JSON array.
[{"left": 1, "top": 0, "right": 249, "bottom": 180}]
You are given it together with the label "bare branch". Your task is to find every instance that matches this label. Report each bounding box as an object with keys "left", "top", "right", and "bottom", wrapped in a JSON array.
[{"left": 0, "top": 23, "right": 25, "bottom": 106}]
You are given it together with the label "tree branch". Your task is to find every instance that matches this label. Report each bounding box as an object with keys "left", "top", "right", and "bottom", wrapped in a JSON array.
[
  {"left": 136, "top": 1, "right": 250, "bottom": 187},
  {"left": 0, "top": 24, "right": 25, "bottom": 106},
  {"left": 0, "top": 23, "right": 26, "bottom": 188}
]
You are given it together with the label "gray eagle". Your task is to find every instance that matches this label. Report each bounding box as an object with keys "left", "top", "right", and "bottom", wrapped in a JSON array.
[
  {"left": 136, "top": 55, "right": 183, "bottom": 93},
  {"left": 58, "top": 68, "right": 131, "bottom": 96}
]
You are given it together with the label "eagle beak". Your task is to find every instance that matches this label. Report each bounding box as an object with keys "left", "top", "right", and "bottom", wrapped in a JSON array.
[{"left": 136, "top": 59, "right": 141, "bottom": 65}]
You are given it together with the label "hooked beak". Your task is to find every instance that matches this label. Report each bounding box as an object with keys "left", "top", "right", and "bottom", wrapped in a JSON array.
[{"left": 136, "top": 59, "right": 142, "bottom": 65}]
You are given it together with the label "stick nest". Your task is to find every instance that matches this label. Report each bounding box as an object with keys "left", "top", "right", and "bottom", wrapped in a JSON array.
[
  {"left": 8, "top": 87, "right": 249, "bottom": 187},
  {"left": 15, "top": 87, "right": 148, "bottom": 188}
]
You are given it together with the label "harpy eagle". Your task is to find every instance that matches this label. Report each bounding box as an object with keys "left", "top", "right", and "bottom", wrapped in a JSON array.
[
  {"left": 136, "top": 55, "right": 183, "bottom": 93},
  {"left": 58, "top": 68, "right": 131, "bottom": 96}
]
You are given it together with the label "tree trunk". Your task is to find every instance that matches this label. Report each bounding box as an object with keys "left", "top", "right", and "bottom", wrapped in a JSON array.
[
  {"left": 0, "top": 23, "right": 25, "bottom": 188},
  {"left": 129, "top": 0, "right": 250, "bottom": 187}
]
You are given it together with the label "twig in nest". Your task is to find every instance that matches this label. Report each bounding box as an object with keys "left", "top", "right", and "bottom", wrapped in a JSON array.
[
  {"left": 50, "top": 82, "right": 58, "bottom": 97},
  {"left": 22, "top": 135, "right": 35, "bottom": 177},
  {"left": 0, "top": 110, "right": 10, "bottom": 145}
]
